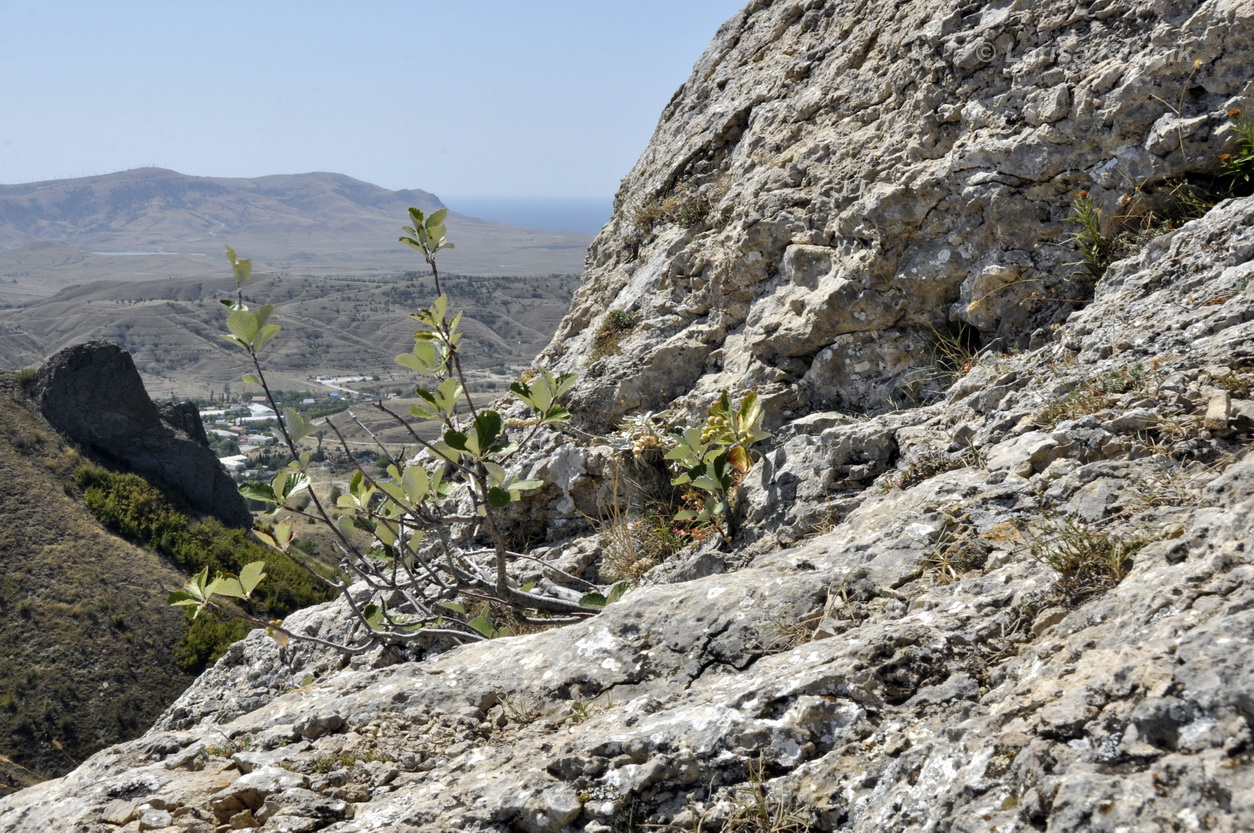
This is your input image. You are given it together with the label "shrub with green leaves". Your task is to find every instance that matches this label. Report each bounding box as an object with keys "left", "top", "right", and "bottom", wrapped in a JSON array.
[
  {"left": 665, "top": 391, "right": 769, "bottom": 541},
  {"left": 170, "top": 210, "right": 610, "bottom": 650}
]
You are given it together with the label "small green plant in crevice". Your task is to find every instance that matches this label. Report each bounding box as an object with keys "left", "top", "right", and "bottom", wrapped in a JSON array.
[
  {"left": 205, "top": 733, "right": 253, "bottom": 758},
  {"left": 1033, "top": 386, "right": 1108, "bottom": 429},
  {"left": 1092, "top": 362, "right": 1146, "bottom": 395},
  {"left": 310, "top": 748, "right": 395, "bottom": 774},
  {"left": 494, "top": 692, "right": 542, "bottom": 726},
  {"left": 761, "top": 610, "right": 825, "bottom": 653},
  {"left": 589, "top": 309, "right": 637, "bottom": 362},
  {"left": 12, "top": 368, "right": 37, "bottom": 390},
  {"left": 1066, "top": 190, "right": 1116, "bottom": 286},
  {"left": 922, "top": 524, "right": 989, "bottom": 585},
  {"left": 611, "top": 409, "right": 674, "bottom": 457},
  {"left": 1212, "top": 368, "right": 1254, "bottom": 398},
  {"left": 1066, "top": 111, "right": 1254, "bottom": 288},
  {"left": 600, "top": 507, "right": 688, "bottom": 583},
  {"left": 1219, "top": 109, "right": 1254, "bottom": 190},
  {"left": 1033, "top": 362, "right": 1151, "bottom": 429},
  {"left": 1027, "top": 518, "right": 1148, "bottom": 607},
  {"left": 560, "top": 692, "right": 613, "bottom": 725},
  {"left": 588, "top": 457, "right": 689, "bottom": 583},
  {"left": 928, "top": 322, "right": 982, "bottom": 386},
  {"left": 666, "top": 390, "right": 770, "bottom": 543}
]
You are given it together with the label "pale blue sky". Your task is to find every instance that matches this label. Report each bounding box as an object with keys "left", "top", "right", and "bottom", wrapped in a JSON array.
[{"left": 1, "top": 1, "right": 742, "bottom": 198}]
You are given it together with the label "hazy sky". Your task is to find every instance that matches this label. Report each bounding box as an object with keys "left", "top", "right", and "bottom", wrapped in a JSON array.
[{"left": 1, "top": 1, "right": 742, "bottom": 199}]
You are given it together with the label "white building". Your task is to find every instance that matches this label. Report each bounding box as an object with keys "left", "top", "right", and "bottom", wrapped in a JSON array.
[{"left": 240, "top": 403, "right": 278, "bottom": 423}]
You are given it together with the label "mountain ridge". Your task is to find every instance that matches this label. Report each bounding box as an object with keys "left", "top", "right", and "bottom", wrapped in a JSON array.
[{"left": 0, "top": 168, "right": 593, "bottom": 283}]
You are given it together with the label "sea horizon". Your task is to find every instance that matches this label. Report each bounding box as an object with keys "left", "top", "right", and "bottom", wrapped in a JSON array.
[{"left": 444, "top": 195, "right": 613, "bottom": 235}]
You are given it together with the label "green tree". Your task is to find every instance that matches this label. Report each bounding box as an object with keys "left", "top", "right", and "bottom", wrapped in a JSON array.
[{"left": 171, "top": 210, "right": 607, "bottom": 649}]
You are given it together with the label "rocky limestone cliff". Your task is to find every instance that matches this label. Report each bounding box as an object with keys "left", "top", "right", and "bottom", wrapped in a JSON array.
[
  {"left": 545, "top": 0, "right": 1252, "bottom": 431},
  {"left": 2, "top": 1, "right": 1253, "bottom": 831},
  {"left": 32, "top": 340, "right": 251, "bottom": 528}
]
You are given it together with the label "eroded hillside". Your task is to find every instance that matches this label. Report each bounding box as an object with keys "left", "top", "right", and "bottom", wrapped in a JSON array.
[{"left": 0, "top": 376, "right": 196, "bottom": 788}]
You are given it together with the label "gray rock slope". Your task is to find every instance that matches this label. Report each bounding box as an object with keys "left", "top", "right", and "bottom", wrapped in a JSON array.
[{"left": 2, "top": 1, "right": 1253, "bottom": 831}]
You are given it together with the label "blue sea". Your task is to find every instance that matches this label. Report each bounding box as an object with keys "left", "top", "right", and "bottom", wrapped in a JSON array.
[{"left": 443, "top": 196, "right": 612, "bottom": 235}]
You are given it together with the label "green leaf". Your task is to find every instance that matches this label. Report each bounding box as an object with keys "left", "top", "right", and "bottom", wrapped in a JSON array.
[
  {"left": 437, "top": 377, "right": 463, "bottom": 412},
  {"left": 283, "top": 409, "right": 316, "bottom": 443},
  {"left": 207, "top": 574, "right": 246, "bottom": 599},
  {"left": 483, "top": 460, "right": 507, "bottom": 487},
  {"left": 692, "top": 473, "right": 722, "bottom": 493},
  {"left": 488, "top": 487, "right": 513, "bottom": 509},
  {"left": 254, "top": 323, "right": 281, "bottom": 354},
  {"left": 362, "top": 603, "right": 386, "bottom": 631},
  {"left": 166, "top": 590, "right": 201, "bottom": 609},
  {"left": 408, "top": 396, "right": 440, "bottom": 420},
  {"left": 396, "top": 340, "right": 443, "bottom": 375},
  {"left": 541, "top": 404, "right": 571, "bottom": 425},
  {"left": 468, "top": 613, "right": 499, "bottom": 638},
  {"left": 239, "top": 561, "right": 267, "bottom": 596},
  {"left": 376, "top": 521, "right": 398, "bottom": 547},
  {"left": 226, "top": 305, "right": 278, "bottom": 353},
  {"left": 579, "top": 591, "right": 608, "bottom": 610},
  {"left": 226, "top": 309, "right": 257, "bottom": 346},
  {"left": 272, "top": 470, "right": 311, "bottom": 503},
  {"left": 474, "top": 410, "right": 503, "bottom": 452},
  {"left": 252, "top": 522, "right": 293, "bottom": 551},
  {"left": 738, "top": 390, "right": 762, "bottom": 429},
  {"left": 168, "top": 567, "right": 211, "bottom": 618},
  {"left": 606, "top": 581, "right": 634, "bottom": 604},
  {"left": 226, "top": 247, "right": 252, "bottom": 285},
  {"left": 239, "top": 481, "right": 278, "bottom": 503},
  {"left": 437, "top": 600, "right": 467, "bottom": 615},
  {"left": 401, "top": 465, "right": 431, "bottom": 504}
]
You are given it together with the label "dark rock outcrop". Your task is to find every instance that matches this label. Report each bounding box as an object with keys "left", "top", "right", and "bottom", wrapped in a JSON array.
[{"left": 32, "top": 340, "right": 249, "bottom": 527}]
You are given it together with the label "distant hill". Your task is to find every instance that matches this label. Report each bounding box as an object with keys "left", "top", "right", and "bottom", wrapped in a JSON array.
[
  {"left": 0, "top": 169, "right": 594, "bottom": 294},
  {"left": 0, "top": 168, "right": 442, "bottom": 251}
]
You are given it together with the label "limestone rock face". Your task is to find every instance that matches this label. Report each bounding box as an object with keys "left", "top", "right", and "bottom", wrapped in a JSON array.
[
  {"left": 33, "top": 339, "right": 250, "bottom": 527},
  {"left": 4, "top": 2, "right": 1254, "bottom": 832},
  {"left": 544, "top": 0, "right": 1254, "bottom": 431}
]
